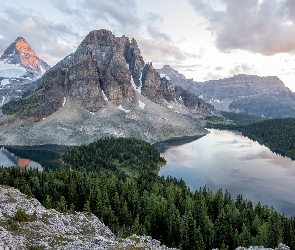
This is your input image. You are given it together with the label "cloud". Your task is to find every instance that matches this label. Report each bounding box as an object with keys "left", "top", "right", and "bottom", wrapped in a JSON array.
[
  {"left": 215, "top": 66, "right": 224, "bottom": 71},
  {"left": 204, "top": 72, "right": 224, "bottom": 81},
  {"left": 189, "top": 0, "right": 295, "bottom": 55},
  {"left": 229, "top": 63, "right": 256, "bottom": 75},
  {"left": 137, "top": 36, "right": 187, "bottom": 63},
  {"left": 80, "top": 0, "right": 141, "bottom": 32},
  {"left": 0, "top": 7, "right": 81, "bottom": 66},
  {"left": 49, "top": 0, "right": 80, "bottom": 16},
  {"left": 146, "top": 13, "right": 171, "bottom": 41}
]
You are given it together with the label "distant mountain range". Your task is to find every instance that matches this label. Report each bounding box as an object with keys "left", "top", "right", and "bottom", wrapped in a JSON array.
[
  {"left": 0, "top": 30, "right": 213, "bottom": 145},
  {"left": 157, "top": 65, "right": 295, "bottom": 118},
  {"left": 0, "top": 37, "right": 50, "bottom": 107}
]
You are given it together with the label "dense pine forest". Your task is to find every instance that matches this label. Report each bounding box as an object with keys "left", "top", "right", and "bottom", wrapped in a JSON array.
[
  {"left": 0, "top": 137, "right": 295, "bottom": 249},
  {"left": 219, "top": 111, "right": 267, "bottom": 125},
  {"left": 62, "top": 137, "right": 166, "bottom": 175},
  {"left": 207, "top": 117, "right": 295, "bottom": 159}
]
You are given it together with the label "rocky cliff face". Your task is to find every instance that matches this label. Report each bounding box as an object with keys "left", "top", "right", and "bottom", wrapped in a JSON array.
[
  {"left": 0, "top": 37, "right": 50, "bottom": 108},
  {"left": 157, "top": 66, "right": 295, "bottom": 118}
]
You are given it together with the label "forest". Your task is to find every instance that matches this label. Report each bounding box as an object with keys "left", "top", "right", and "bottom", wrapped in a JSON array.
[
  {"left": 0, "top": 137, "right": 295, "bottom": 250},
  {"left": 207, "top": 117, "right": 295, "bottom": 159}
]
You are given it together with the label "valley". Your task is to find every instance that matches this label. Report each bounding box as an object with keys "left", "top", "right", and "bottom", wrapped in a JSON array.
[{"left": 0, "top": 28, "right": 295, "bottom": 250}]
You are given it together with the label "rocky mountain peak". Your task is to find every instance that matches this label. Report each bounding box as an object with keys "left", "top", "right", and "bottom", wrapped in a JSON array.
[
  {"left": 1, "top": 36, "right": 48, "bottom": 72},
  {"left": 5, "top": 29, "right": 212, "bottom": 122},
  {"left": 156, "top": 65, "right": 191, "bottom": 88},
  {"left": 0, "top": 37, "right": 51, "bottom": 108}
]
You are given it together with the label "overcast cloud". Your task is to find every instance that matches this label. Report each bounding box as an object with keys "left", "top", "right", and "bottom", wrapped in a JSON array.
[
  {"left": 80, "top": 0, "right": 141, "bottom": 33},
  {"left": 189, "top": 0, "right": 295, "bottom": 55}
]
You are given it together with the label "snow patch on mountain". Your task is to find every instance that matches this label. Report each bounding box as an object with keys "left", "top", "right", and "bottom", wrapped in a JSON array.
[
  {"left": 118, "top": 105, "right": 130, "bottom": 113},
  {"left": 160, "top": 73, "right": 170, "bottom": 81},
  {"left": 62, "top": 97, "right": 66, "bottom": 106},
  {"left": 139, "top": 100, "right": 145, "bottom": 109},
  {"left": 1, "top": 79, "right": 10, "bottom": 86},
  {"left": 0, "top": 62, "right": 26, "bottom": 78},
  {"left": 131, "top": 74, "right": 142, "bottom": 93},
  {"left": 40, "top": 65, "right": 47, "bottom": 75},
  {"left": 0, "top": 96, "right": 5, "bottom": 107},
  {"left": 102, "top": 90, "right": 108, "bottom": 101},
  {"left": 138, "top": 72, "right": 143, "bottom": 93}
]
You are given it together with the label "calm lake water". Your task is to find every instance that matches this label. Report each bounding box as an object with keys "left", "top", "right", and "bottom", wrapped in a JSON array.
[
  {"left": 1, "top": 131, "right": 295, "bottom": 216},
  {"left": 0, "top": 145, "right": 68, "bottom": 171},
  {"left": 156, "top": 129, "right": 295, "bottom": 217}
]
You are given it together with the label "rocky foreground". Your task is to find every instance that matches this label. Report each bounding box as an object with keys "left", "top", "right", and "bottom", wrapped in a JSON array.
[
  {"left": 0, "top": 185, "right": 176, "bottom": 249},
  {"left": 0, "top": 185, "right": 290, "bottom": 250}
]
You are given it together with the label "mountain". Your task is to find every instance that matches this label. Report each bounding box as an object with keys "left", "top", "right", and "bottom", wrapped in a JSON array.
[
  {"left": 0, "top": 37, "right": 50, "bottom": 107},
  {"left": 157, "top": 65, "right": 295, "bottom": 118},
  {"left": 0, "top": 30, "right": 213, "bottom": 145}
]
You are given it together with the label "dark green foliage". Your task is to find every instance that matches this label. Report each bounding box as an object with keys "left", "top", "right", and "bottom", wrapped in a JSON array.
[
  {"left": 62, "top": 137, "right": 166, "bottom": 174},
  {"left": 207, "top": 118, "right": 295, "bottom": 159},
  {"left": 0, "top": 136, "right": 293, "bottom": 249},
  {"left": 14, "top": 209, "right": 29, "bottom": 222},
  {"left": 7, "top": 218, "right": 19, "bottom": 231},
  {"left": 27, "top": 246, "right": 45, "bottom": 250},
  {"left": 220, "top": 111, "right": 267, "bottom": 125},
  {"left": 0, "top": 166, "right": 294, "bottom": 249},
  {"left": 2, "top": 89, "right": 44, "bottom": 115},
  {"left": 236, "top": 118, "right": 295, "bottom": 159}
]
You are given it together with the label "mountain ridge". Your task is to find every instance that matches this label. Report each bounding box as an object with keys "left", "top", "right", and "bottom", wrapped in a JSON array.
[{"left": 156, "top": 65, "right": 295, "bottom": 118}]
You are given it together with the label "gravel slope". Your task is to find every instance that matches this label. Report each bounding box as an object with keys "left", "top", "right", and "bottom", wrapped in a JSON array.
[{"left": 0, "top": 93, "right": 208, "bottom": 146}]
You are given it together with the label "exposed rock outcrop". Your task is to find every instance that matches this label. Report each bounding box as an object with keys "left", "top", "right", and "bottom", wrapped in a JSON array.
[{"left": 0, "top": 185, "right": 176, "bottom": 249}]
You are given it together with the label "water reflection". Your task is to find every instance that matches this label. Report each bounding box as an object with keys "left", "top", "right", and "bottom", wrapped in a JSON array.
[
  {"left": 156, "top": 129, "right": 295, "bottom": 217},
  {"left": 0, "top": 147, "right": 43, "bottom": 171},
  {"left": 0, "top": 145, "right": 68, "bottom": 171}
]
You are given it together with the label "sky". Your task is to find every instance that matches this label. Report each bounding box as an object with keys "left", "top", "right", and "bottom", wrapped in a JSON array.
[{"left": 1, "top": 0, "right": 295, "bottom": 91}]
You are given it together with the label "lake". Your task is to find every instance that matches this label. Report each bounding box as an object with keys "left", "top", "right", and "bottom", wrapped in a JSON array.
[
  {"left": 155, "top": 129, "right": 295, "bottom": 217},
  {"left": 1, "top": 130, "right": 295, "bottom": 217},
  {"left": 0, "top": 145, "right": 68, "bottom": 171}
]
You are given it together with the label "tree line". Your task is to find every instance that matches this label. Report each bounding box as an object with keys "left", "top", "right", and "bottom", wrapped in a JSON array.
[{"left": 207, "top": 117, "right": 295, "bottom": 159}]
